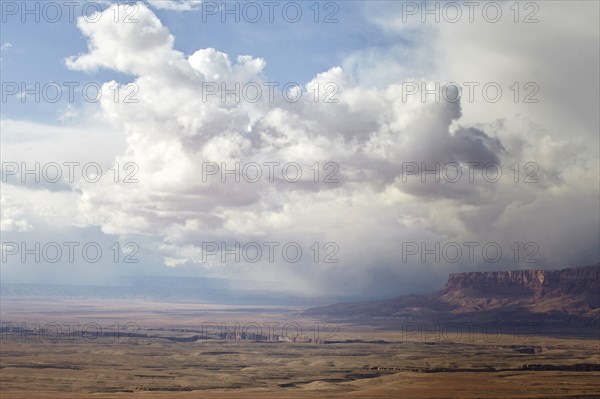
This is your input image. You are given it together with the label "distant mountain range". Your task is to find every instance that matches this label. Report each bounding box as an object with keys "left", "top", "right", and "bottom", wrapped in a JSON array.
[
  {"left": 304, "top": 263, "right": 600, "bottom": 327},
  {"left": 0, "top": 276, "right": 345, "bottom": 307}
]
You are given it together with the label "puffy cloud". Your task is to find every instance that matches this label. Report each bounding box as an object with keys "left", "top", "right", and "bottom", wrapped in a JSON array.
[
  {"left": 65, "top": 3, "right": 184, "bottom": 76},
  {"left": 3, "top": 3, "right": 598, "bottom": 297},
  {"left": 0, "top": 196, "right": 32, "bottom": 232}
]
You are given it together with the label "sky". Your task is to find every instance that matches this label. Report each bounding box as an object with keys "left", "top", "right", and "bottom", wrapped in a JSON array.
[{"left": 1, "top": 1, "right": 599, "bottom": 299}]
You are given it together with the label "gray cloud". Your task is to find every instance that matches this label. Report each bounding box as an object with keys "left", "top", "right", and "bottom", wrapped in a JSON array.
[{"left": 2, "top": 3, "right": 598, "bottom": 298}]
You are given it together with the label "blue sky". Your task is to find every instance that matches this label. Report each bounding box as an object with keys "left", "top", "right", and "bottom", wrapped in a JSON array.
[
  {"left": 1, "top": 1, "right": 598, "bottom": 298},
  {"left": 1, "top": 1, "right": 407, "bottom": 122}
]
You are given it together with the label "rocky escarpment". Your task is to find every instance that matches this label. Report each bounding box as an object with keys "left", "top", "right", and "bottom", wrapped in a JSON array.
[
  {"left": 304, "top": 263, "right": 600, "bottom": 325},
  {"left": 443, "top": 264, "right": 599, "bottom": 301},
  {"left": 440, "top": 264, "right": 600, "bottom": 317}
]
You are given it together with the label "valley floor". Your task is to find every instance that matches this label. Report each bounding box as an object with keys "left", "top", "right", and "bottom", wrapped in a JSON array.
[{"left": 1, "top": 298, "right": 598, "bottom": 398}]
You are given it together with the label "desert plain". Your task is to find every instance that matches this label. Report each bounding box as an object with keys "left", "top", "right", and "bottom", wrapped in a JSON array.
[{"left": 0, "top": 297, "right": 598, "bottom": 398}]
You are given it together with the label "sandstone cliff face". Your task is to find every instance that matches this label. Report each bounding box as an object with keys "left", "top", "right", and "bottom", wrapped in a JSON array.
[
  {"left": 443, "top": 263, "right": 599, "bottom": 303},
  {"left": 439, "top": 264, "right": 600, "bottom": 319},
  {"left": 305, "top": 264, "right": 600, "bottom": 324}
]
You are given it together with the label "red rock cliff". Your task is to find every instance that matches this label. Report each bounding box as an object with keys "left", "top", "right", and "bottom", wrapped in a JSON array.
[{"left": 443, "top": 263, "right": 599, "bottom": 304}]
